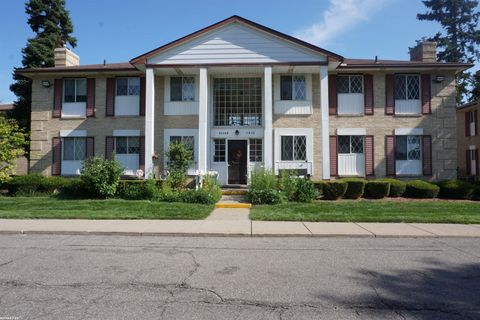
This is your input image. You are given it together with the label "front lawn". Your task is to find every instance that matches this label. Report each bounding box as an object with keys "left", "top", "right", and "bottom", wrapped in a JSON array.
[
  {"left": 0, "top": 197, "right": 214, "bottom": 220},
  {"left": 250, "top": 199, "right": 480, "bottom": 224}
]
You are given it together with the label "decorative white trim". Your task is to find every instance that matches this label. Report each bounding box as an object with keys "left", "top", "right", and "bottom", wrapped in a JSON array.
[
  {"left": 198, "top": 67, "right": 208, "bottom": 173},
  {"left": 211, "top": 128, "right": 263, "bottom": 139},
  {"left": 273, "top": 74, "right": 312, "bottom": 115},
  {"left": 264, "top": 66, "right": 273, "bottom": 169},
  {"left": 320, "top": 65, "right": 330, "bottom": 179},
  {"left": 337, "top": 128, "right": 366, "bottom": 136},
  {"left": 144, "top": 68, "right": 155, "bottom": 178},
  {"left": 469, "top": 145, "right": 477, "bottom": 150},
  {"left": 60, "top": 130, "right": 87, "bottom": 137},
  {"left": 113, "top": 130, "right": 140, "bottom": 137},
  {"left": 274, "top": 128, "right": 313, "bottom": 175},
  {"left": 394, "top": 128, "right": 424, "bottom": 135},
  {"left": 164, "top": 76, "right": 199, "bottom": 115}
]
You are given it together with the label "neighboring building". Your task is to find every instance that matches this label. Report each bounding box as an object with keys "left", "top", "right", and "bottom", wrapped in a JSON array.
[
  {"left": 457, "top": 100, "right": 479, "bottom": 180},
  {"left": 18, "top": 16, "right": 472, "bottom": 185},
  {"left": 0, "top": 103, "right": 29, "bottom": 175},
  {"left": 0, "top": 103, "right": 14, "bottom": 114}
]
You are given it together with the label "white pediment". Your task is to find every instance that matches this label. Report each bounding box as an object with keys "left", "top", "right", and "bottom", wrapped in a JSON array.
[{"left": 147, "top": 22, "right": 327, "bottom": 65}]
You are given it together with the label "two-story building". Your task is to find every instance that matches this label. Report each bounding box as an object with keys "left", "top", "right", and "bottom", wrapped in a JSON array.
[
  {"left": 457, "top": 100, "right": 479, "bottom": 180},
  {"left": 19, "top": 16, "right": 472, "bottom": 185}
]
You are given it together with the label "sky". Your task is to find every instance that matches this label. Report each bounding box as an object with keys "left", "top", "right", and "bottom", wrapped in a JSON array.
[{"left": 0, "top": 0, "right": 478, "bottom": 103}]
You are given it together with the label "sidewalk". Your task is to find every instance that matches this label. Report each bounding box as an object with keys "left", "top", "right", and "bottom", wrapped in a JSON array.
[{"left": 1, "top": 215, "right": 480, "bottom": 237}]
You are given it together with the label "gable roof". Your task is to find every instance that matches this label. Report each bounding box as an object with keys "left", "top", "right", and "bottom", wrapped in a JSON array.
[{"left": 130, "top": 15, "right": 343, "bottom": 65}]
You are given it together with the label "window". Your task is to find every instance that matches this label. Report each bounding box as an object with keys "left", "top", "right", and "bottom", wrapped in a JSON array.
[
  {"left": 169, "top": 136, "right": 194, "bottom": 152},
  {"left": 469, "top": 149, "right": 477, "bottom": 176},
  {"left": 214, "top": 78, "right": 262, "bottom": 127},
  {"left": 116, "top": 77, "right": 140, "bottom": 96},
  {"left": 64, "top": 79, "right": 86, "bottom": 103},
  {"left": 338, "top": 136, "right": 364, "bottom": 154},
  {"left": 281, "top": 136, "right": 306, "bottom": 161},
  {"left": 249, "top": 139, "right": 263, "bottom": 162},
  {"left": 63, "top": 137, "right": 85, "bottom": 161},
  {"left": 280, "top": 75, "right": 306, "bottom": 100},
  {"left": 115, "top": 137, "right": 140, "bottom": 155},
  {"left": 213, "top": 139, "right": 226, "bottom": 162},
  {"left": 395, "top": 135, "right": 421, "bottom": 161},
  {"left": 394, "top": 75, "right": 420, "bottom": 100},
  {"left": 468, "top": 111, "right": 477, "bottom": 136},
  {"left": 337, "top": 75, "right": 363, "bottom": 94},
  {"left": 171, "top": 77, "right": 195, "bottom": 101}
]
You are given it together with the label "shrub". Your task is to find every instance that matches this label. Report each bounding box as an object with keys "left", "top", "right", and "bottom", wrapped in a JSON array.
[
  {"left": 312, "top": 181, "right": 324, "bottom": 198},
  {"left": 4, "top": 174, "right": 73, "bottom": 196},
  {"left": 342, "top": 178, "right": 367, "bottom": 199},
  {"left": 277, "top": 170, "right": 297, "bottom": 201},
  {"left": 157, "top": 184, "right": 181, "bottom": 202},
  {"left": 80, "top": 157, "right": 123, "bottom": 199},
  {"left": 247, "top": 168, "right": 282, "bottom": 204},
  {"left": 364, "top": 181, "right": 390, "bottom": 199},
  {"left": 322, "top": 181, "right": 347, "bottom": 200},
  {"left": 180, "top": 188, "right": 220, "bottom": 204},
  {"left": 292, "top": 178, "right": 317, "bottom": 202},
  {"left": 116, "top": 179, "right": 164, "bottom": 200},
  {"left": 165, "top": 170, "right": 188, "bottom": 190},
  {"left": 404, "top": 180, "right": 440, "bottom": 198},
  {"left": 378, "top": 178, "right": 406, "bottom": 197},
  {"left": 58, "top": 178, "right": 88, "bottom": 198},
  {"left": 437, "top": 179, "right": 475, "bottom": 200}
]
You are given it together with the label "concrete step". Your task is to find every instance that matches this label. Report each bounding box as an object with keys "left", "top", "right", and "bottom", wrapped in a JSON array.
[
  {"left": 215, "top": 203, "right": 252, "bottom": 209},
  {"left": 221, "top": 189, "right": 247, "bottom": 195},
  {"left": 220, "top": 195, "right": 247, "bottom": 202}
]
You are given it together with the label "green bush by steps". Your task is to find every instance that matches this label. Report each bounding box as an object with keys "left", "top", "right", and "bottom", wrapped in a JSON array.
[
  {"left": 322, "top": 181, "right": 347, "bottom": 200},
  {"left": 377, "top": 178, "right": 406, "bottom": 197},
  {"left": 437, "top": 179, "right": 475, "bottom": 200},
  {"left": 404, "top": 180, "right": 440, "bottom": 198}
]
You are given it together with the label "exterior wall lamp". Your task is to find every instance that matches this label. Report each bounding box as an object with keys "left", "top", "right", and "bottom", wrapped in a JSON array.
[
  {"left": 433, "top": 75, "right": 445, "bottom": 83},
  {"left": 41, "top": 80, "right": 51, "bottom": 88}
]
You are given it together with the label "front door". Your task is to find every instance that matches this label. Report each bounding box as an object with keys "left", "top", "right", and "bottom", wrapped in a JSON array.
[{"left": 228, "top": 140, "right": 248, "bottom": 185}]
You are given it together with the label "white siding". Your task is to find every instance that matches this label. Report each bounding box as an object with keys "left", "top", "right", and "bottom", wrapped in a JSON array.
[
  {"left": 396, "top": 160, "right": 422, "bottom": 176},
  {"left": 115, "top": 96, "right": 140, "bottom": 116},
  {"left": 338, "top": 93, "right": 364, "bottom": 115},
  {"left": 338, "top": 154, "right": 365, "bottom": 176},
  {"left": 273, "top": 74, "right": 312, "bottom": 115},
  {"left": 148, "top": 23, "right": 327, "bottom": 65},
  {"left": 62, "top": 102, "right": 86, "bottom": 118},
  {"left": 395, "top": 99, "right": 421, "bottom": 115}
]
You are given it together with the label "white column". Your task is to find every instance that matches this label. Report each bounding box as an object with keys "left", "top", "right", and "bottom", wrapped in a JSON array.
[
  {"left": 198, "top": 67, "right": 208, "bottom": 173},
  {"left": 320, "top": 65, "right": 330, "bottom": 180},
  {"left": 144, "top": 68, "right": 155, "bottom": 178},
  {"left": 263, "top": 66, "right": 273, "bottom": 170}
]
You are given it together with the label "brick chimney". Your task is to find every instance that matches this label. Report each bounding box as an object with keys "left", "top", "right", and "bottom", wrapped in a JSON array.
[
  {"left": 409, "top": 41, "right": 437, "bottom": 62},
  {"left": 54, "top": 47, "right": 80, "bottom": 67}
]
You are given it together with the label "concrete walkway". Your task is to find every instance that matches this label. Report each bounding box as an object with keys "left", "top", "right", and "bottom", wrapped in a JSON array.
[{"left": 1, "top": 218, "right": 480, "bottom": 237}]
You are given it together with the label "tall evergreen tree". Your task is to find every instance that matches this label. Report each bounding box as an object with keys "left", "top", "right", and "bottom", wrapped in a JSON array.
[
  {"left": 9, "top": 0, "right": 77, "bottom": 138},
  {"left": 417, "top": 0, "right": 480, "bottom": 103},
  {"left": 470, "top": 71, "right": 480, "bottom": 101}
]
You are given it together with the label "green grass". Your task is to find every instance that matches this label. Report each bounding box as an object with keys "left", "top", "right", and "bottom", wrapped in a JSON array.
[
  {"left": 250, "top": 199, "right": 480, "bottom": 224},
  {"left": 0, "top": 197, "right": 214, "bottom": 220}
]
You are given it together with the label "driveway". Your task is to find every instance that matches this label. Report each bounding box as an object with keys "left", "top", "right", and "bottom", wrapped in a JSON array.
[{"left": 0, "top": 235, "right": 479, "bottom": 319}]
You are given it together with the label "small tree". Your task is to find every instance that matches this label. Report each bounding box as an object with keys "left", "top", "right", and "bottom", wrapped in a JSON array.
[
  {"left": 80, "top": 157, "right": 122, "bottom": 199},
  {"left": 165, "top": 142, "right": 193, "bottom": 190},
  {"left": 0, "top": 116, "right": 27, "bottom": 183}
]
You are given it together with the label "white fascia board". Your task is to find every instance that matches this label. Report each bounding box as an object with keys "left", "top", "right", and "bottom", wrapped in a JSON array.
[
  {"left": 60, "top": 130, "right": 87, "bottom": 137},
  {"left": 336, "top": 128, "right": 366, "bottom": 136},
  {"left": 113, "top": 130, "right": 141, "bottom": 137},
  {"left": 394, "top": 128, "right": 424, "bottom": 135}
]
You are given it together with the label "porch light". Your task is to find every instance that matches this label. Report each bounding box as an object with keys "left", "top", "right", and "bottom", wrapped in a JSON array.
[
  {"left": 235, "top": 130, "right": 240, "bottom": 136},
  {"left": 41, "top": 80, "right": 51, "bottom": 88},
  {"left": 433, "top": 75, "right": 445, "bottom": 83}
]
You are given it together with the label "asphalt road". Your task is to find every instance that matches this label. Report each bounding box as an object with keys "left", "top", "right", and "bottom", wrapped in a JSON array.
[{"left": 0, "top": 235, "right": 479, "bottom": 320}]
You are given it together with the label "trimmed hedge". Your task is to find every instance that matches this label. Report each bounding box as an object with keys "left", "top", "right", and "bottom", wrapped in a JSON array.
[
  {"left": 378, "top": 178, "right": 406, "bottom": 197},
  {"left": 3, "top": 174, "right": 73, "bottom": 196},
  {"left": 312, "top": 181, "right": 324, "bottom": 198},
  {"left": 342, "top": 178, "right": 367, "bottom": 199},
  {"left": 404, "top": 180, "right": 440, "bottom": 198},
  {"left": 364, "top": 181, "right": 390, "bottom": 199},
  {"left": 322, "top": 181, "right": 347, "bottom": 200},
  {"left": 437, "top": 180, "right": 475, "bottom": 200}
]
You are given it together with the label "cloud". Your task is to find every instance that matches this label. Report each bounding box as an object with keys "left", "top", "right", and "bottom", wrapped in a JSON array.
[{"left": 294, "top": 0, "right": 389, "bottom": 45}]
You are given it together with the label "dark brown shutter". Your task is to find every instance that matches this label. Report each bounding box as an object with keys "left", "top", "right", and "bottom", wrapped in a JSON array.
[
  {"left": 466, "top": 150, "right": 471, "bottom": 176},
  {"left": 422, "top": 135, "right": 432, "bottom": 176},
  {"left": 476, "top": 149, "right": 479, "bottom": 176},
  {"left": 86, "top": 78, "right": 95, "bottom": 117},
  {"left": 364, "top": 74, "right": 374, "bottom": 115},
  {"left": 106, "top": 78, "right": 115, "bottom": 116},
  {"left": 52, "top": 137, "right": 62, "bottom": 175},
  {"left": 385, "top": 135, "right": 395, "bottom": 176},
  {"left": 139, "top": 136, "right": 145, "bottom": 175},
  {"left": 328, "top": 75, "right": 337, "bottom": 115},
  {"left": 385, "top": 74, "right": 395, "bottom": 115},
  {"left": 53, "top": 79, "right": 62, "bottom": 118},
  {"left": 139, "top": 77, "right": 146, "bottom": 116},
  {"left": 475, "top": 111, "right": 478, "bottom": 136},
  {"left": 421, "top": 74, "right": 431, "bottom": 114},
  {"left": 105, "top": 136, "right": 115, "bottom": 160},
  {"left": 85, "top": 137, "right": 94, "bottom": 159},
  {"left": 364, "top": 135, "right": 374, "bottom": 176},
  {"left": 465, "top": 112, "right": 471, "bottom": 137},
  {"left": 329, "top": 135, "right": 338, "bottom": 176}
]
